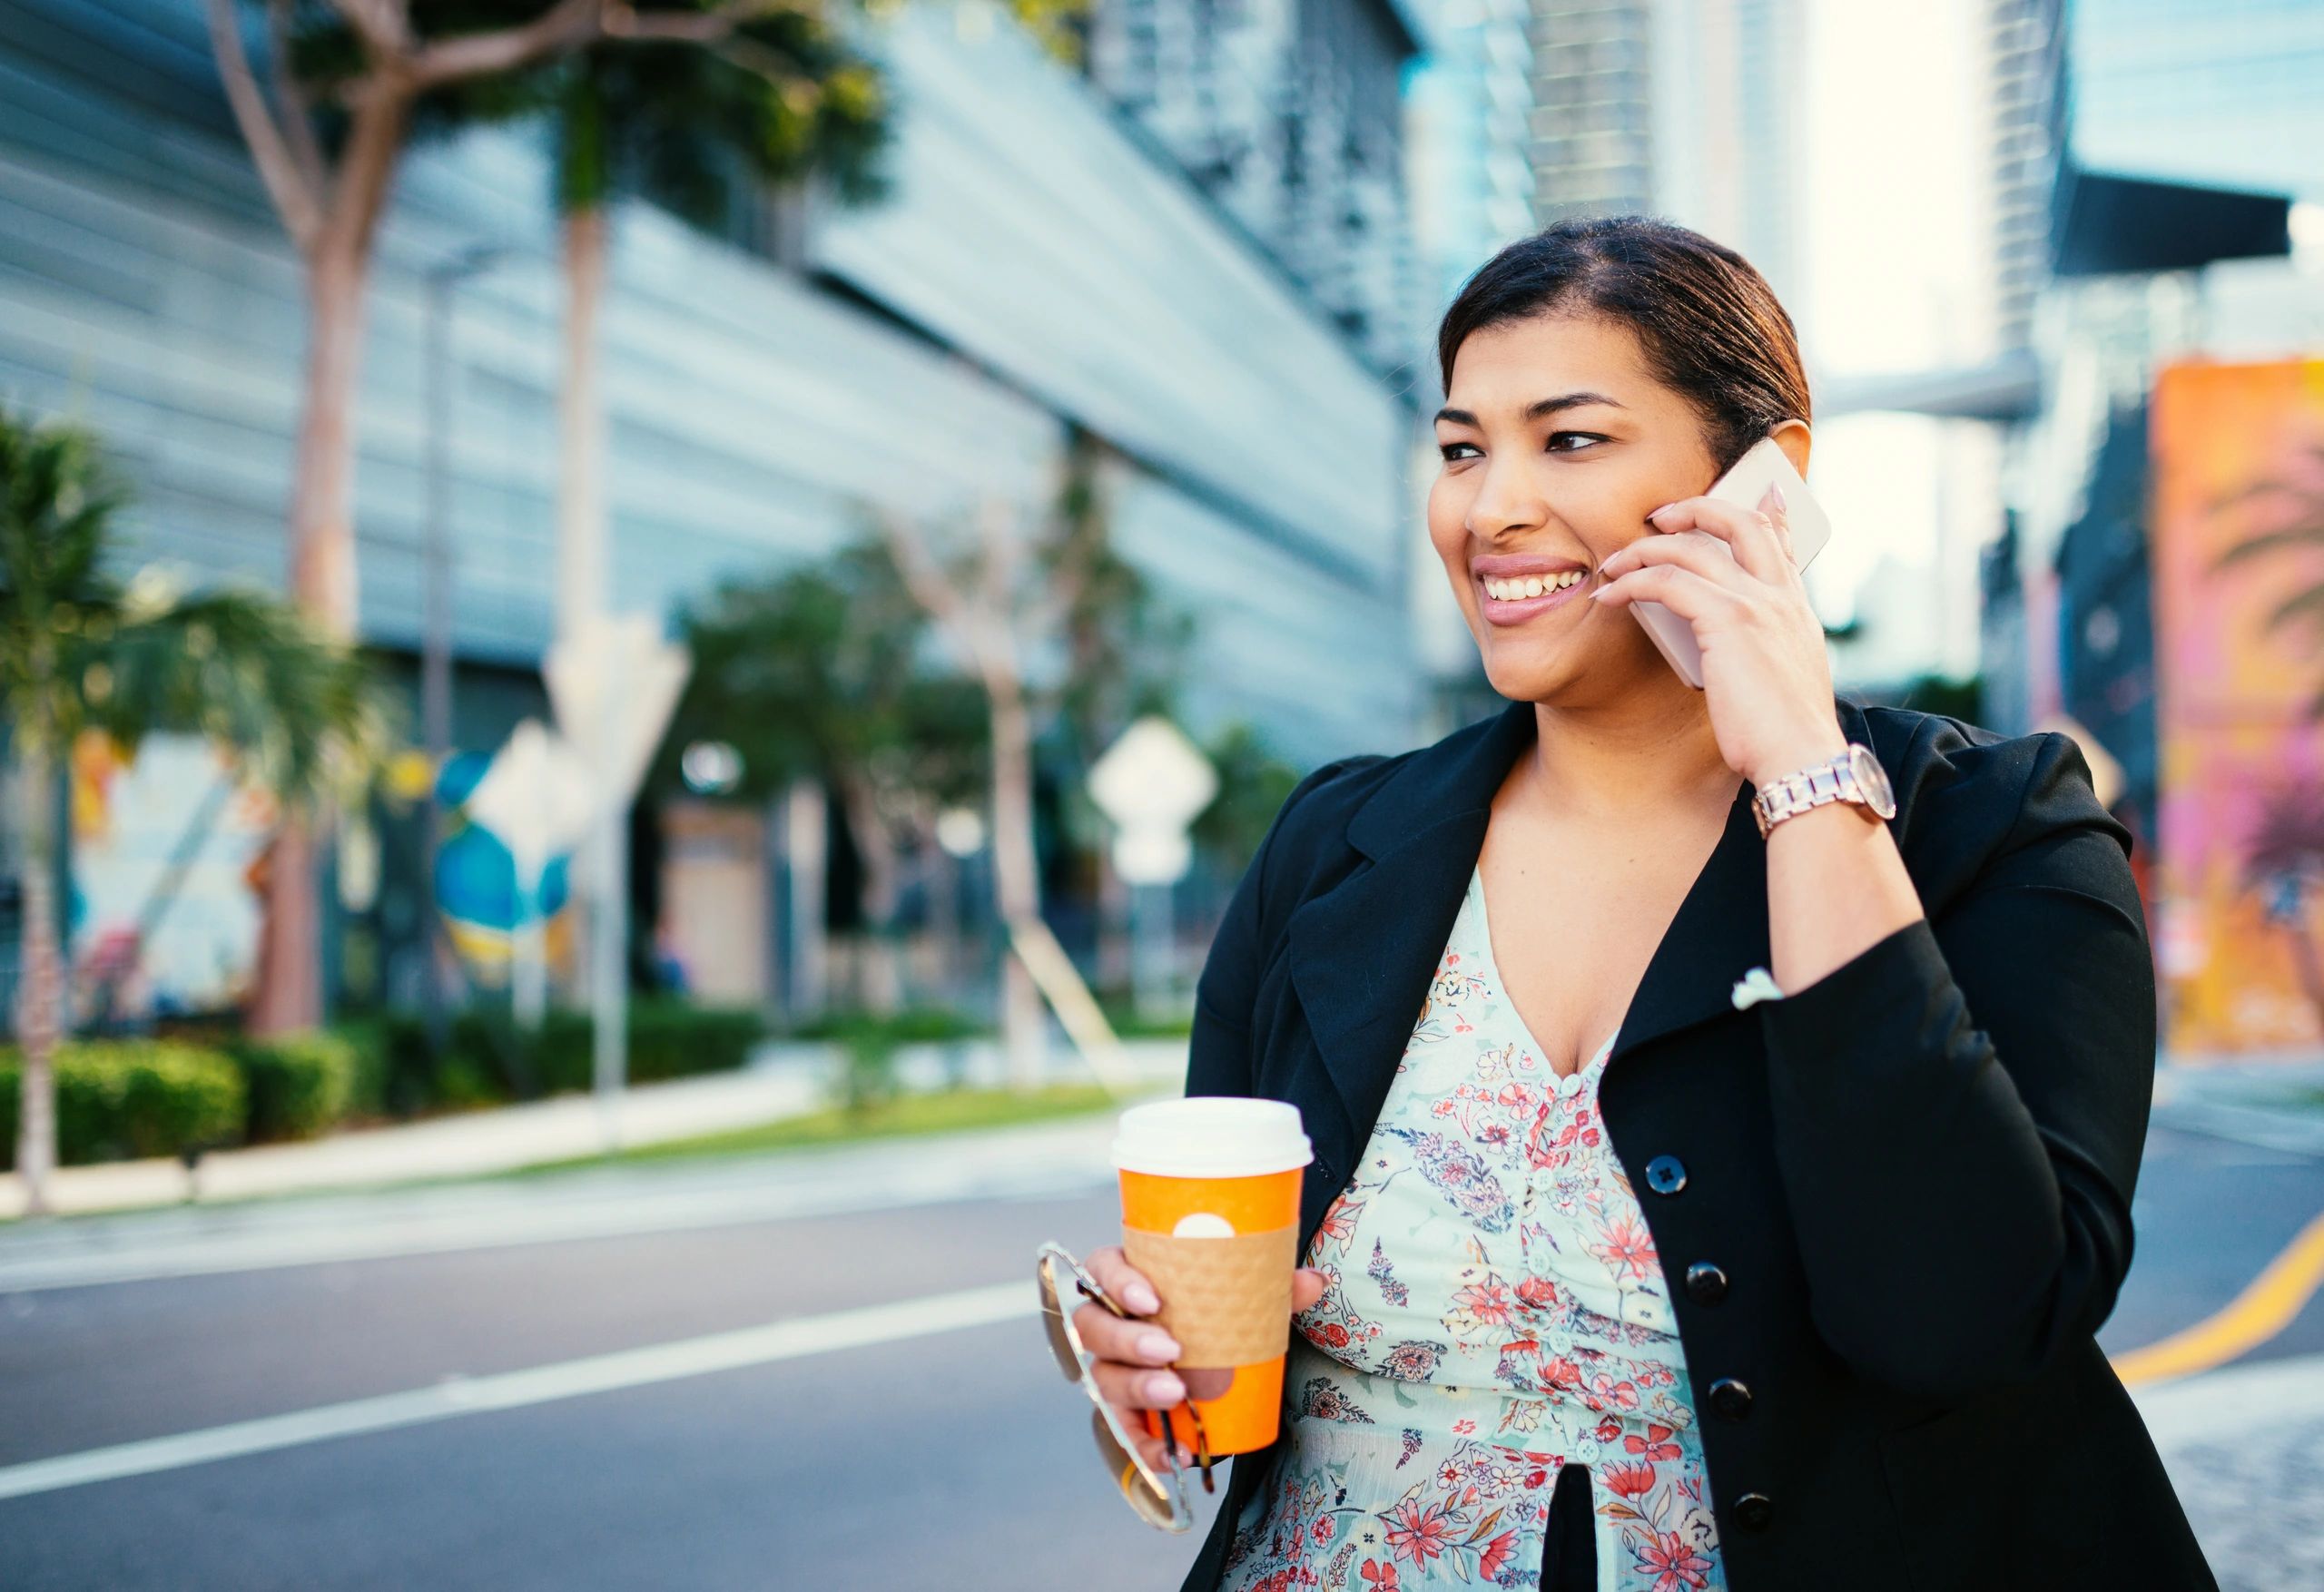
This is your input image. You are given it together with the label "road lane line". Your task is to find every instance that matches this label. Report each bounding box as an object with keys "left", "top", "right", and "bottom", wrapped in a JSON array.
[
  {"left": 0, "top": 1280, "right": 1034, "bottom": 1502},
  {"left": 2112, "top": 1208, "right": 2324, "bottom": 1386}
]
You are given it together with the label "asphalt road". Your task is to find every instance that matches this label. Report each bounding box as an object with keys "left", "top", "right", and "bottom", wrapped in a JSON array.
[{"left": 0, "top": 1119, "right": 2319, "bottom": 1591}]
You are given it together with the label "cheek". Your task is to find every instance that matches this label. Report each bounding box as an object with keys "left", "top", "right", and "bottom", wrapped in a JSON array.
[{"left": 1426, "top": 474, "right": 1469, "bottom": 559}]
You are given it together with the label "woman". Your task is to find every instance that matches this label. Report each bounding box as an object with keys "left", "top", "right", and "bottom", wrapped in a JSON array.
[{"left": 1070, "top": 216, "right": 2215, "bottom": 1591}]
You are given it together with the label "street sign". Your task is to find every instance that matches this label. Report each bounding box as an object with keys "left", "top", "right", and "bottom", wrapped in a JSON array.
[
  {"left": 1089, "top": 716, "right": 1216, "bottom": 886},
  {"left": 545, "top": 614, "right": 691, "bottom": 812},
  {"left": 465, "top": 719, "right": 596, "bottom": 873}
]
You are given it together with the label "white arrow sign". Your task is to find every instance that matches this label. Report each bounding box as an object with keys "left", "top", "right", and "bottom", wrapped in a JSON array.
[
  {"left": 545, "top": 614, "right": 691, "bottom": 813},
  {"left": 1089, "top": 716, "right": 1216, "bottom": 887}
]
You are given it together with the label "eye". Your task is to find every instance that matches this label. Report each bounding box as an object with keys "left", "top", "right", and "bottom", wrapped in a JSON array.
[
  {"left": 1438, "top": 440, "right": 1480, "bottom": 462},
  {"left": 1546, "top": 431, "right": 1606, "bottom": 454}
]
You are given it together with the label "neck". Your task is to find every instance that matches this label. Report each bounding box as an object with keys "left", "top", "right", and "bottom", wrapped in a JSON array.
[{"left": 1521, "top": 678, "right": 1741, "bottom": 821}]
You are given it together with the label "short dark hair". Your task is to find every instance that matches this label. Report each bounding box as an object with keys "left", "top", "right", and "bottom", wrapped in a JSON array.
[{"left": 1435, "top": 215, "right": 1812, "bottom": 475}]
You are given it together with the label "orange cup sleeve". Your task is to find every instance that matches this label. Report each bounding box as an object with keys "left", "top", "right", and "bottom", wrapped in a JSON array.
[{"left": 1121, "top": 1223, "right": 1297, "bottom": 1366}]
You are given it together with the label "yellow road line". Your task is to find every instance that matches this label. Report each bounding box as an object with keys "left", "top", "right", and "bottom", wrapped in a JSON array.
[{"left": 2112, "top": 1208, "right": 2324, "bottom": 1386}]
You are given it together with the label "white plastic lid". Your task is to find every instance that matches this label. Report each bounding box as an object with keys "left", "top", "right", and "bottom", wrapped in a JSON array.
[{"left": 1111, "top": 1096, "right": 1314, "bottom": 1178}]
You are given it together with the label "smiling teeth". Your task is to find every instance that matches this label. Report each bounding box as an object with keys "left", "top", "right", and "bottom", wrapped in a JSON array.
[{"left": 1483, "top": 571, "right": 1584, "bottom": 601}]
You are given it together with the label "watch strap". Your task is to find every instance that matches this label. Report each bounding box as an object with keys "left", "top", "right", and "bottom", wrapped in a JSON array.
[{"left": 1752, "top": 750, "right": 1868, "bottom": 838}]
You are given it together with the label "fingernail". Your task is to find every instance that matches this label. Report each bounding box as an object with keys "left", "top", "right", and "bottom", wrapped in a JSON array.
[
  {"left": 1647, "top": 504, "right": 1672, "bottom": 524},
  {"left": 1766, "top": 482, "right": 1787, "bottom": 511},
  {"left": 1145, "top": 1372, "right": 1187, "bottom": 1405},
  {"left": 1126, "top": 1282, "right": 1159, "bottom": 1313},
  {"left": 1137, "top": 1332, "right": 1181, "bottom": 1364}
]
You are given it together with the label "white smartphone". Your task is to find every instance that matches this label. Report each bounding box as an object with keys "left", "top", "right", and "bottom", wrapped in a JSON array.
[{"left": 1630, "top": 436, "right": 1831, "bottom": 690}]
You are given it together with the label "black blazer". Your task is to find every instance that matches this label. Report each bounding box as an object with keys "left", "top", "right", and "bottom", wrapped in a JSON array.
[{"left": 1177, "top": 693, "right": 2214, "bottom": 1592}]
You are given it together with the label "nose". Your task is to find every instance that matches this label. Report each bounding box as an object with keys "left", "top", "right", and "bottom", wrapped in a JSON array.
[{"left": 1462, "top": 456, "right": 1550, "bottom": 541}]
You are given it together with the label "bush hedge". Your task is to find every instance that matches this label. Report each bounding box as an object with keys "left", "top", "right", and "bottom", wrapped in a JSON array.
[
  {"left": 224, "top": 1032, "right": 360, "bottom": 1144},
  {"left": 0, "top": 1041, "right": 246, "bottom": 1169},
  {"left": 366, "top": 999, "right": 767, "bottom": 1115}
]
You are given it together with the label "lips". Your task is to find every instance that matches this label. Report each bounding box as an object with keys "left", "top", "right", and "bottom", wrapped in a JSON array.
[
  {"left": 1472, "top": 555, "right": 1594, "bottom": 627},
  {"left": 1477, "top": 575, "right": 1590, "bottom": 625}
]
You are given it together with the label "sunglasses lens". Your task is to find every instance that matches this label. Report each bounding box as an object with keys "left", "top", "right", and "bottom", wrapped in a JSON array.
[
  {"left": 1089, "top": 1408, "right": 1184, "bottom": 1531},
  {"left": 1034, "top": 1255, "right": 1083, "bottom": 1381}
]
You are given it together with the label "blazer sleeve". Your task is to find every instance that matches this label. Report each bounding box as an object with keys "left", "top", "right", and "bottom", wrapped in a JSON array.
[
  {"left": 1756, "top": 731, "right": 2155, "bottom": 1402},
  {"left": 1187, "top": 754, "right": 1382, "bottom": 1099}
]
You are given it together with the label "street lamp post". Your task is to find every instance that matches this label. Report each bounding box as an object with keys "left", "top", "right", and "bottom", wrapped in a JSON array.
[{"left": 420, "top": 245, "right": 506, "bottom": 1052}]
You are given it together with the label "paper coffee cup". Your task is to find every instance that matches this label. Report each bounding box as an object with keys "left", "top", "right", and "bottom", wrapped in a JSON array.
[{"left": 1113, "top": 1097, "right": 1312, "bottom": 1459}]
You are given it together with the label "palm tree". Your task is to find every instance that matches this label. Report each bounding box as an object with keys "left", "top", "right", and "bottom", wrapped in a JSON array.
[
  {"left": 662, "top": 538, "right": 985, "bottom": 1014},
  {"left": 2211, "top": 429, "right": 2324, "bottom": 713},
  {"left": 2242, "top": 784, "right": 2324, "bottom": 1037},
  {"left": 1, "top": 407, "right": 387, "bottom": 1215},
  {"left": 207, "top": 1, "right": 905, "bottom": 1032}
]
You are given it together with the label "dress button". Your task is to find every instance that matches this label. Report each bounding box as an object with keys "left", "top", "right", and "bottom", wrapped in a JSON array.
[
  {"left": 1644, "top": 1155, "right": 1688, "bottom": 1195},
  {"left": 1708, "top": 1378, "right": 1753, "bottom": 1420},
  {"left": 1685, "top": 1263, "right": 1729, "bottom": 1305},
  {"left": 1733, "top": 1492, "right": 1774, "bottom": 1532}
]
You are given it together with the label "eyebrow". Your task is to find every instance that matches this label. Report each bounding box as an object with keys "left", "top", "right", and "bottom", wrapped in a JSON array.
[{"left": 1433, "top": 391, "right": 1627, "bottom": 427}]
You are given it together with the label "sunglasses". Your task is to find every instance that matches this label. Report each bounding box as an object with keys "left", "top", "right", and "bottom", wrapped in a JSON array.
[{"left": 1034, "top": 1241, "right": 1216, "bottom": 1532}]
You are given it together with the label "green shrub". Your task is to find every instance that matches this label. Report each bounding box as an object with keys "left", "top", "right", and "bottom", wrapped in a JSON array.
[
  {"left": 628, "top": 1001, "right": 764, "bottom": 1082},
  {"left": 0, "top": 1041, "right": 245, "bottom": 1169},
  {"left": 794, "top": 1005, "right": 987, "bottom": 1043},
  {"left": 329, "top": 1018, "right": 392, "bottom": 1120},
  {"left": 366, "top": 999, "right": 766, "bottom": 1115},
  {"left": 224, "top": 1032, "right": 359, "bottom": 1143}
]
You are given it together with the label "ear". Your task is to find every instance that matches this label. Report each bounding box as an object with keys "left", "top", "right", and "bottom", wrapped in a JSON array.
[{"left": 1769, "top": 418, "right": 1812, "bottom": 481}]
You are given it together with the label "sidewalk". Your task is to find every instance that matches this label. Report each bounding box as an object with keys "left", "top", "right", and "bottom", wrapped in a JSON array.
[
  {"left": 1, "top": 1035, "right": 1189, "bottom": 1222},
  {"left": 2152, "top": 1056, "right": 2324, "bottom": 1158},
  {"left": 0, "top": 1108, "right": 1135, "bottom": 1292},
  {"left": 2134, "top": 1351, "right": 2324, "bottom": 1588}
]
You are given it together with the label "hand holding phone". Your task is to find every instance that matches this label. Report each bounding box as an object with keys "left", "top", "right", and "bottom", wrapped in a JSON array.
[{"left": 1628, "top": 437, "right": 1830, "bottom": 690}]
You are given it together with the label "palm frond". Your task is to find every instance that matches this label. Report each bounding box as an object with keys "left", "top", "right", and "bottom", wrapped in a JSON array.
[
  {"left": 93, "top": 585, "right": 395, "bottom": 803},
  {"left": 2215, "top": 521, "right": 2324, "bottom": 569}
]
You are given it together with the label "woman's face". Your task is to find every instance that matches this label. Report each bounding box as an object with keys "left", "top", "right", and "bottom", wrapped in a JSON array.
[{"left": 1427, "top": 312, "right": 1727, "bottom": 708}]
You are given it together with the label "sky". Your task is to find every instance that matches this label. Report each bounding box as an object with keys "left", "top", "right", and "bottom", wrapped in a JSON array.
[{"left": 1797, "top": 0, "right": 1994, "bottom": 682}]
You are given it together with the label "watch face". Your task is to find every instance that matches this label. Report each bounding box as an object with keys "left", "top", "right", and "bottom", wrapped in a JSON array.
[{"left": 1847, "top": 743, "right": 1897, "bottom": 819}]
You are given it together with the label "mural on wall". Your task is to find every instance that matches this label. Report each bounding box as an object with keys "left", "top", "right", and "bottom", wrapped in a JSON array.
[
  {"left": 67, "top": 732, "right": 277, "bottom": 1021},
  {"left": 2152, "top": 358, "right": 2324, "bottom": 1056}
]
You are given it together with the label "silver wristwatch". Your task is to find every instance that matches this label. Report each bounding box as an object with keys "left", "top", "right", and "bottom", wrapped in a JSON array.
[{"left": 1751, "top": 742, "right": 1897, "bottom": 839}]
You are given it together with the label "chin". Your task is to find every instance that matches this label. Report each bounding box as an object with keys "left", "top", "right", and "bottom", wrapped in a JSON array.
[{"left": 1476, "top": 634, "right": 1657, "bottom": 709}]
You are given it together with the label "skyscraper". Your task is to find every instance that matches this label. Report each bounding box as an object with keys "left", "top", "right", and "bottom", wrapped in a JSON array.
[
  {"left": 1527, "top": 0, "right": 1809, "bottom": 301},
  {"left": 1530, "top": 1, "right": 1657, "bottom": 222},
  {"left": 1083, "top": 0, "right": 1432, "bottom": 376}
]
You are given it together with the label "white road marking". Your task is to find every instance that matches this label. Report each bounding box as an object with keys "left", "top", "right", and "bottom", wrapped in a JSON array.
[
  {"left": 0, "top": 1281, "right": 1035, "bottom": 1502},
  {"left": 0, "top": 1126, "right": 1118, "bottom": 1293}
]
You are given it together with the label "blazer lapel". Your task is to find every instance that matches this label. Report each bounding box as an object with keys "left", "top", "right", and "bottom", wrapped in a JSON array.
[
  {"left": 1285, "top": 693, "right": 1876, "bottom": 1155},
  {"left": 1285, "top": 700, "right": 1525, "bottom": 1157}
]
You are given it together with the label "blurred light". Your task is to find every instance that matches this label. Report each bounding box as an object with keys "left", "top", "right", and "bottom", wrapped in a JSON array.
[
  {"left": 680, "top": 740, "right": 743, "bottom": 795},
  {"left": 386, "top": 749, "right": 435, "bottom": 802},
  {"left": 936, "top": 806, "right": 986, "bottom": 857},
  {"left": 2291, "top": 201, "right": 2324, "bottom": 275}
]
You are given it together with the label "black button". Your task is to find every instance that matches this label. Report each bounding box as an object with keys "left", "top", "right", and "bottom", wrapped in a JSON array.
[
  {"left": 1708, "top": 1378, "right": 1753, "bottom": 1420},
  {"left": 1313, "top": 1157, "right": 1335, "bottom": 1183},
  {"left": 1734, "top": 1492, "right": 1773, "bottom": 1532},
  {"left": 1644, "top": 1155, "right": 1688, "bottom": 1195},
  {"left": 1685, "top": 1263, "right": 1728, "bottom": 1305}
]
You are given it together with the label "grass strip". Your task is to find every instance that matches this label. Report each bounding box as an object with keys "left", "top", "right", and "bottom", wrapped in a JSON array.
[{"left": 527, "top": 1082, "right": 1130, "bottom": 1173}]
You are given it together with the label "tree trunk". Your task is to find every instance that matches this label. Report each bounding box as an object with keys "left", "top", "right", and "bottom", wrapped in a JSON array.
[
  {"left": 11, "top": 749, "right": 63, "bottom": 1216},
  {"left": 1097, "top": 843, "right": 1131, "bottom": 995},
  {"left": 250, "top": 84, "right": 406, "bottom": 1033},
  {"left": 556, "top": 202, "right": 613, "bottom": 1028},
  {"left": 2282, "top": 896, "right": 2324, "bottom": 1038},
  {"left": 837, "top": 779, "right": 905, "bottom": 1018},
  {"left": 558, "top": 203, "right": 609, "bottom": 644},
  {"left": 989, "top": 687, "right": 1046, "bottom": 1088}
]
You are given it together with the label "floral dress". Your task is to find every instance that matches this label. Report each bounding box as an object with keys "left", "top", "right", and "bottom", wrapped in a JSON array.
[{"left": 1216, "top": 864, "right": 1726, "bottom": 1592}]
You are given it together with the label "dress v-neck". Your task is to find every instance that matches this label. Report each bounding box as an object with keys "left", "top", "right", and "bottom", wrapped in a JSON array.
[{"left": 1467, "top": 861, "right": 1618, "bottom": 1086}]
